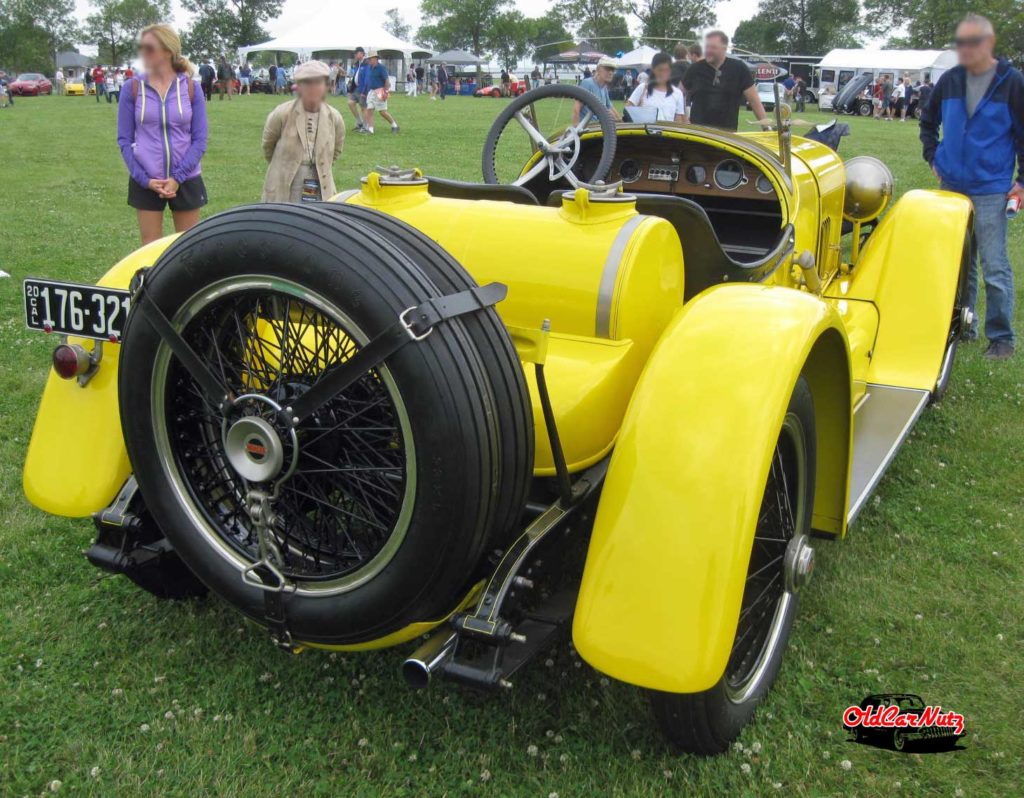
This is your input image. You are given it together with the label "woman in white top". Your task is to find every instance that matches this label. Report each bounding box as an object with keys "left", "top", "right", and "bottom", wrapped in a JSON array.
[{"left": 626, "top": 52, "right": 687, "bottom": 123}]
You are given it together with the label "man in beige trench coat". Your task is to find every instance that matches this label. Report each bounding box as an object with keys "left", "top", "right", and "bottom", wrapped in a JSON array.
[{"left": 261, "top": 60, "right": 346, "bottom": 203}]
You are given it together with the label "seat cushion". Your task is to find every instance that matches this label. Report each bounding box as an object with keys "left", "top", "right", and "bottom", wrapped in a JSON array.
[{"left": 426, "top": 176, "right": 538, "bottom": 205}]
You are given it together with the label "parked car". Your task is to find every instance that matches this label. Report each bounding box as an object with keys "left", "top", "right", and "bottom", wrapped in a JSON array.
[
  {"left": 830, "top": 73, "right": 874, "bottom": 116},
  {"left": 750, "top": 81, "right": 779, "bottom": 111},
  {"left": 474, "top": 77, "right": 528, "bottom": 98},
  {"left": 20, "top": 83, "right": 972, "bottom": 757},
  {"left": 10, "top": 72, "right": 53, "bottom": 95},
  {"left": 64, "top": 78, "right": 96, "bottom": 96}
]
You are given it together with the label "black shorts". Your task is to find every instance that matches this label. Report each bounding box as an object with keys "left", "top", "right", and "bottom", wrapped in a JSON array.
[{"left": 128, "top": 176, "right": 208, "bottom": 212}]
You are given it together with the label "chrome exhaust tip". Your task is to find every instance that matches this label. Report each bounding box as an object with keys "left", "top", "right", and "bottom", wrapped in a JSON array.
[{"left": 401, "top": 631, "right": 456, "bottom": 689}]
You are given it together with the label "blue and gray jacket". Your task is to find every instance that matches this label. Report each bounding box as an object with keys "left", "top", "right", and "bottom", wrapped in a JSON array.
[{"left": 919, "top": 58, "right": 1024, "bottom": 195}]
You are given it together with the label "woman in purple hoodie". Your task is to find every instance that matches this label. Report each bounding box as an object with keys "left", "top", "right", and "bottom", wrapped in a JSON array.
[{"left": 117, "top": 24, "right": 208, "bottom": 244}]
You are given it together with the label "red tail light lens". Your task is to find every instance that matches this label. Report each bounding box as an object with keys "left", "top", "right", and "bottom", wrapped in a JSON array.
[{"left": 52, "top": 344, "right": 89, "bottom": 379}]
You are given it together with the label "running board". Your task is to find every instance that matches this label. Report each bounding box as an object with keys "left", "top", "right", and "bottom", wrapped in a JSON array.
[{"left": 847, "top": 384, "right": 931, "bottom": 525}]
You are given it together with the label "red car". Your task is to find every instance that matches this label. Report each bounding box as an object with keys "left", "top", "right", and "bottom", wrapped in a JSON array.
[
  {"left": 474, "top": 78, "right": 528, "bottom": 98},
  {"left": 10, "top": 73, "right": 53, "bottom": 95}
]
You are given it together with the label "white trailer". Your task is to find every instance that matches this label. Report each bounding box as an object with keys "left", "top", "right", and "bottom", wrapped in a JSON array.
[{"left": 815, "top": 48, "right": 958, "bottom": 96}]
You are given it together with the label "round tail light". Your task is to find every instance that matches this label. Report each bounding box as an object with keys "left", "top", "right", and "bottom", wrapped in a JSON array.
[{"left": 52, "top": 344, "right": 90, "bottom": 379}]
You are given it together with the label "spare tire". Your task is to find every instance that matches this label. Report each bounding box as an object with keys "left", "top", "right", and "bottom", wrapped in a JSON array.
[
  {"left": 118, "top": 204, "right": 532, "bottom": 645},
  {"left": 306, "top": 201, "right": 534, "bottom": 549}
]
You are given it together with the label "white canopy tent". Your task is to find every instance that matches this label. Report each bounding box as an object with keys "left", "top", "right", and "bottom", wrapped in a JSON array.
[
  {"left": 237, "top": 15, "right": 432, "bottom": 83},
  {"left": 614, "top": 45, "right": 663, "bottom": 70},
  {"left": 817, "top": 48, "right": 957, "bottom": 81}
]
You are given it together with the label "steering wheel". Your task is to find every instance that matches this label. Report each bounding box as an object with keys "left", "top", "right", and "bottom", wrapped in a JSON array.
[{"left": 482, "top": 83, "right": 618, "bottom": 188}]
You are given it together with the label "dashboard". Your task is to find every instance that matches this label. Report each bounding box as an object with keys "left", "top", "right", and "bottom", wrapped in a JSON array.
[{"left": 584, "top": 140, "right": 779, "bottom": 202}]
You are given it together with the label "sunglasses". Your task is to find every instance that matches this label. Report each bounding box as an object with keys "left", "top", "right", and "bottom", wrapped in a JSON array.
[{"left": 954, "top": 35, "right": 987, "bottom": 48}]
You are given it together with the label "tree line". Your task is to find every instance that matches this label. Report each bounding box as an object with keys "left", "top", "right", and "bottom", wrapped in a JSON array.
[{"left": 0, "top": 0, "right": 1020, "bottom": 75}]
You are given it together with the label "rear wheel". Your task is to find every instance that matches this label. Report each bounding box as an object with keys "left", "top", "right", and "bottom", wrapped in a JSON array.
[
  {"left": 119, "top": 204, "right": 531, "bottom": 645},
  {"left": 649, "top": 377, "right": 816, "bottom": 755}
]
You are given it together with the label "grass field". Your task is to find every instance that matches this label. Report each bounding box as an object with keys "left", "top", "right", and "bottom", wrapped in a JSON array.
[{"left": 1, "top": 92, "right": 1022, "bottom": 798}]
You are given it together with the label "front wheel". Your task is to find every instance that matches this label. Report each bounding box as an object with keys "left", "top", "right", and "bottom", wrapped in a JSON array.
[
  {"left": 649, "top": 376, "right": 816, "bottom": 755},
  {"left": 857, "top": 101, "right": 873, "bottom": 116}
]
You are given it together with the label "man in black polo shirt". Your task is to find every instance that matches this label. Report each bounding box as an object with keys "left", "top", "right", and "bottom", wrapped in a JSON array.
[{"left": 683, "top": 30, "right": 767, "bottom": 130}]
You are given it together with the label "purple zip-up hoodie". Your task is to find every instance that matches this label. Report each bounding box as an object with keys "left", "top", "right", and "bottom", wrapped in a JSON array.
[{"left": 117, "top": 71, "right": 208, "bottom": 187}]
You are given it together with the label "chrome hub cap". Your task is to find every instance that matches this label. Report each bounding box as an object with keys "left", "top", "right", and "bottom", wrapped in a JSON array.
[
  {"left": 783, "top": 534, "right": 814, "bottom": 593},
  {"left": 225, "top": 415, "right": 285, "bottom": 482}
]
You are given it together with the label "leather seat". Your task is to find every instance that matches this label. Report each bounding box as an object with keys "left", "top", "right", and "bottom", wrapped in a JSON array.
[
  {"left": 426, "top": 176, "right": 538, "bottom": 205},
  {"left": 548, "top": 190, "right": 794, "bottom": 301}
]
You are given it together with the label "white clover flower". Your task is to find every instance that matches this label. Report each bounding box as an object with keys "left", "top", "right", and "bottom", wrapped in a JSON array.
[
  {"left": 479, "top": 769, "right": 491, "bottom": 782},
  {"left": 733, "top": 741, "right": 744, "bottom": 753},
  {"left": 894, "top": 781, "right": 902, "bottom": 789},
  {"left": 559, "top": 754, "right": 569, "bottom": 764},
  {"left": 751, "top": 741, "right": 762, "bottom": 754},
  {"left": 527, "top": 744, "right": 538, "bottom": 757},
  {"left": 548, "top": 793, "right": 559, "bottom": 798},
  {"left": 914, "top": 613, "right": 924, "bottom": 621},
  {"left": 553, "top": 735, "right": 563, "bottom": 744},
  {"left": 773, "top": 783, "right": 782, "bottom": 790},
  {"left": 98, "top": 622, "right": 108, "bottom": 629},
  {"left": 840, "top": 759, "right": 852, "bottom": 771},
  {"left": 48, "top": 779, "right": 62, "bottom": 792},
  {"left": 997, "top": 634, "right": 1004, "bottom": 641},
  {"left": 822, "top": 750, "right": 831, "bottom": 759},
  {"left": 111, "top": 688, "right": 124, "bottom": 697},
  {"left": 164, "top": 711, "right": 174, "bottom": 720},
  {"left": 35, "top": 659, "right": 43, "bottom": 669},
  {"left": 90, "top": 766, "right": 100, "bottom": 778},
  {"left": 630, "top": 749, "right": 641, "bottom": 761},
  {"left": 545, "top": 729, "right": 555, "bottom": 738},
  {"left": 663, "top": 769, "right": 673, "bottom": 780},
  {"left": 408, "top": 753, "right": 417, "bottom": 762},
  {"left": 357, "top": 738, "right": 369, "bottom": 748},
  {"left": 740, "top": 763, "right": 751, "bottom": 775},
  {"left": 954, "top": 789, "right": 963, "bottom": 797},
  {"left": 259, "top": 672, "right": 273, "bottom": 683}
]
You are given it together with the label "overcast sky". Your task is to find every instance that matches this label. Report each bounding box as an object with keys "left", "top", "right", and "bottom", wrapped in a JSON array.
[{"left": 72, "top": 0, "right": 764, "bottom": 48}]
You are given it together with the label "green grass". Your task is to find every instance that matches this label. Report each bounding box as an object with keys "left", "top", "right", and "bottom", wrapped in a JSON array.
[{"left": 1, "top": 93, "right": 1022, "bottom": 798}]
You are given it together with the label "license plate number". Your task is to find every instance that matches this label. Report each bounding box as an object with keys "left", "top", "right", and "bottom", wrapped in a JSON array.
[{"left": 24, "top": 278, "right": 131, "bottom": 342}]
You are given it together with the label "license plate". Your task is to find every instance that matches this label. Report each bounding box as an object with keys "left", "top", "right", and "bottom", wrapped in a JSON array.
[{"left": 24, "top": 278, "right": 132, "bottom": 342}]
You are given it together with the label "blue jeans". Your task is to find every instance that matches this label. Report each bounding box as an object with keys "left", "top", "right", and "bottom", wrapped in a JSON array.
[{"left": 965, "top": 193, "right": 1016, "bottom": 344}]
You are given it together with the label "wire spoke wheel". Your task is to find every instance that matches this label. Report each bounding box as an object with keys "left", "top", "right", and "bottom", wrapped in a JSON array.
[
  {"left": 724, "top": 411, "right": 806, "bottom": 703},
  {"left": 154, "top": 278, "right": 414, "bottom": 590},
  {"left": 649, "top": 376, "right": 815, "bottom": 755}
]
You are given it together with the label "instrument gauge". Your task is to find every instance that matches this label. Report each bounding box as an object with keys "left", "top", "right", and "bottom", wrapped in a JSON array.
[
  {"left": 714, "top": 159, "right": 745, "bottom": 190},
  {"left": 755, "top": 175, "right": 774, "bottom": 194},
  {"left": 685, "top": 165, "right": 707, "bottom": 185},
  {"left": 618, "top": 158, "right": 643, "bottom": 183}
]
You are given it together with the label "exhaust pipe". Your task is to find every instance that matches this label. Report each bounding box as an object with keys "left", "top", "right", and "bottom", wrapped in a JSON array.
[{"left": 401, "top": 630, "right": 457, "bottom": 689}]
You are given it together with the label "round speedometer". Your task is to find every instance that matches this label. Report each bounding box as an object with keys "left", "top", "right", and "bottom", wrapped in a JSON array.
[
  {"left": 756, "top": 175, "right": 774, "bottom": 194},
  {"left": 714, "top": 159, "right": 745, "bottom": 190},
  {"left": 618, "top": 158, "right": 643, "bottom": 183}
]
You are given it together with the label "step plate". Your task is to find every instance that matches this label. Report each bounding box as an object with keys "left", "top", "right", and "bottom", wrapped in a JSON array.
[{"left": 848, "top": 384, "right": 930, "bottom": 525}]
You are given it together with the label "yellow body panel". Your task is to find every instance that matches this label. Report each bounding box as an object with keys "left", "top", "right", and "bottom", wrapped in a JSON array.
[
  {"left": 347, "top": 180, "right": 685, "bottom": 471},
  {"left": 828, "top": 189, "right": 973, "bottom": 391},
  {"left": 572, "top": 284, "right": 851, "bottom": 692},
  {"left": 23, "top": 236, "right": 178, "bottom": 517}
]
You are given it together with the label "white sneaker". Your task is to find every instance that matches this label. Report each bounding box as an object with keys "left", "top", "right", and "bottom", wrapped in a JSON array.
[{"left": 366, "top": 127, "right": 374, "bottom": 134}]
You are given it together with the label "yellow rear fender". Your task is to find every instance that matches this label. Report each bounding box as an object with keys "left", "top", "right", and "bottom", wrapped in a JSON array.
[
  {"left": 572, "top": 284, "right": 852, "bottom": 693},
  {"left": 23, "top": 236, "right": 179, "bottom": 517},
  {"left": 834, "top": 189, "right": 973, "bottom": 391}
]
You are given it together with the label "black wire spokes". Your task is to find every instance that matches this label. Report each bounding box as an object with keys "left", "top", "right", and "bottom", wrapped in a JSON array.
[
  {"left": 726, "top": 430, "right": 798, "bottom": 688},
  {"left": 166, "top": 289, "right": 407, "bottom": 582}
]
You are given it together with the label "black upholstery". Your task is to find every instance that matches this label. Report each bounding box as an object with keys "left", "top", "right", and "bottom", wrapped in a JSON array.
[
  {"left": 549, "top": 190, "right": 793, "bottom": 301},
  {"left": 426, "top": 176, "right": 538, "bottom": 205}
]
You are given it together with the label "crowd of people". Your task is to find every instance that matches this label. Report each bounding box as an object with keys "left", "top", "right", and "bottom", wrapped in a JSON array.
[{"left": 91, "top": 17, "right": 1024, "bottom": 358}]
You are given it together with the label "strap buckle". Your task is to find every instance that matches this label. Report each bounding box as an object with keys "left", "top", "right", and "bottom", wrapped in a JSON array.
[{"left": 399, "top": 306, "right": 434, "bottom": 341}]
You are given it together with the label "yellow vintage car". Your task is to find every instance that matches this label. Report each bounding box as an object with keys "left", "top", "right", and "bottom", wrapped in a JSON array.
[{"left": 21, "top": 84, "right": 972, "bottom": 754}]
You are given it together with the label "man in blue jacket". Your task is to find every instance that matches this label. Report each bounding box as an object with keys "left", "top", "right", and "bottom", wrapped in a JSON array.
[{"left": 920, "top": 14, "right": 1023, "bottom": 360}]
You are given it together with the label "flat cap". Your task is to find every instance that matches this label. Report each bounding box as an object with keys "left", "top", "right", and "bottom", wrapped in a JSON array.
[{"left": 293, "top": 60, "right": 330, "bottom": 82}]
